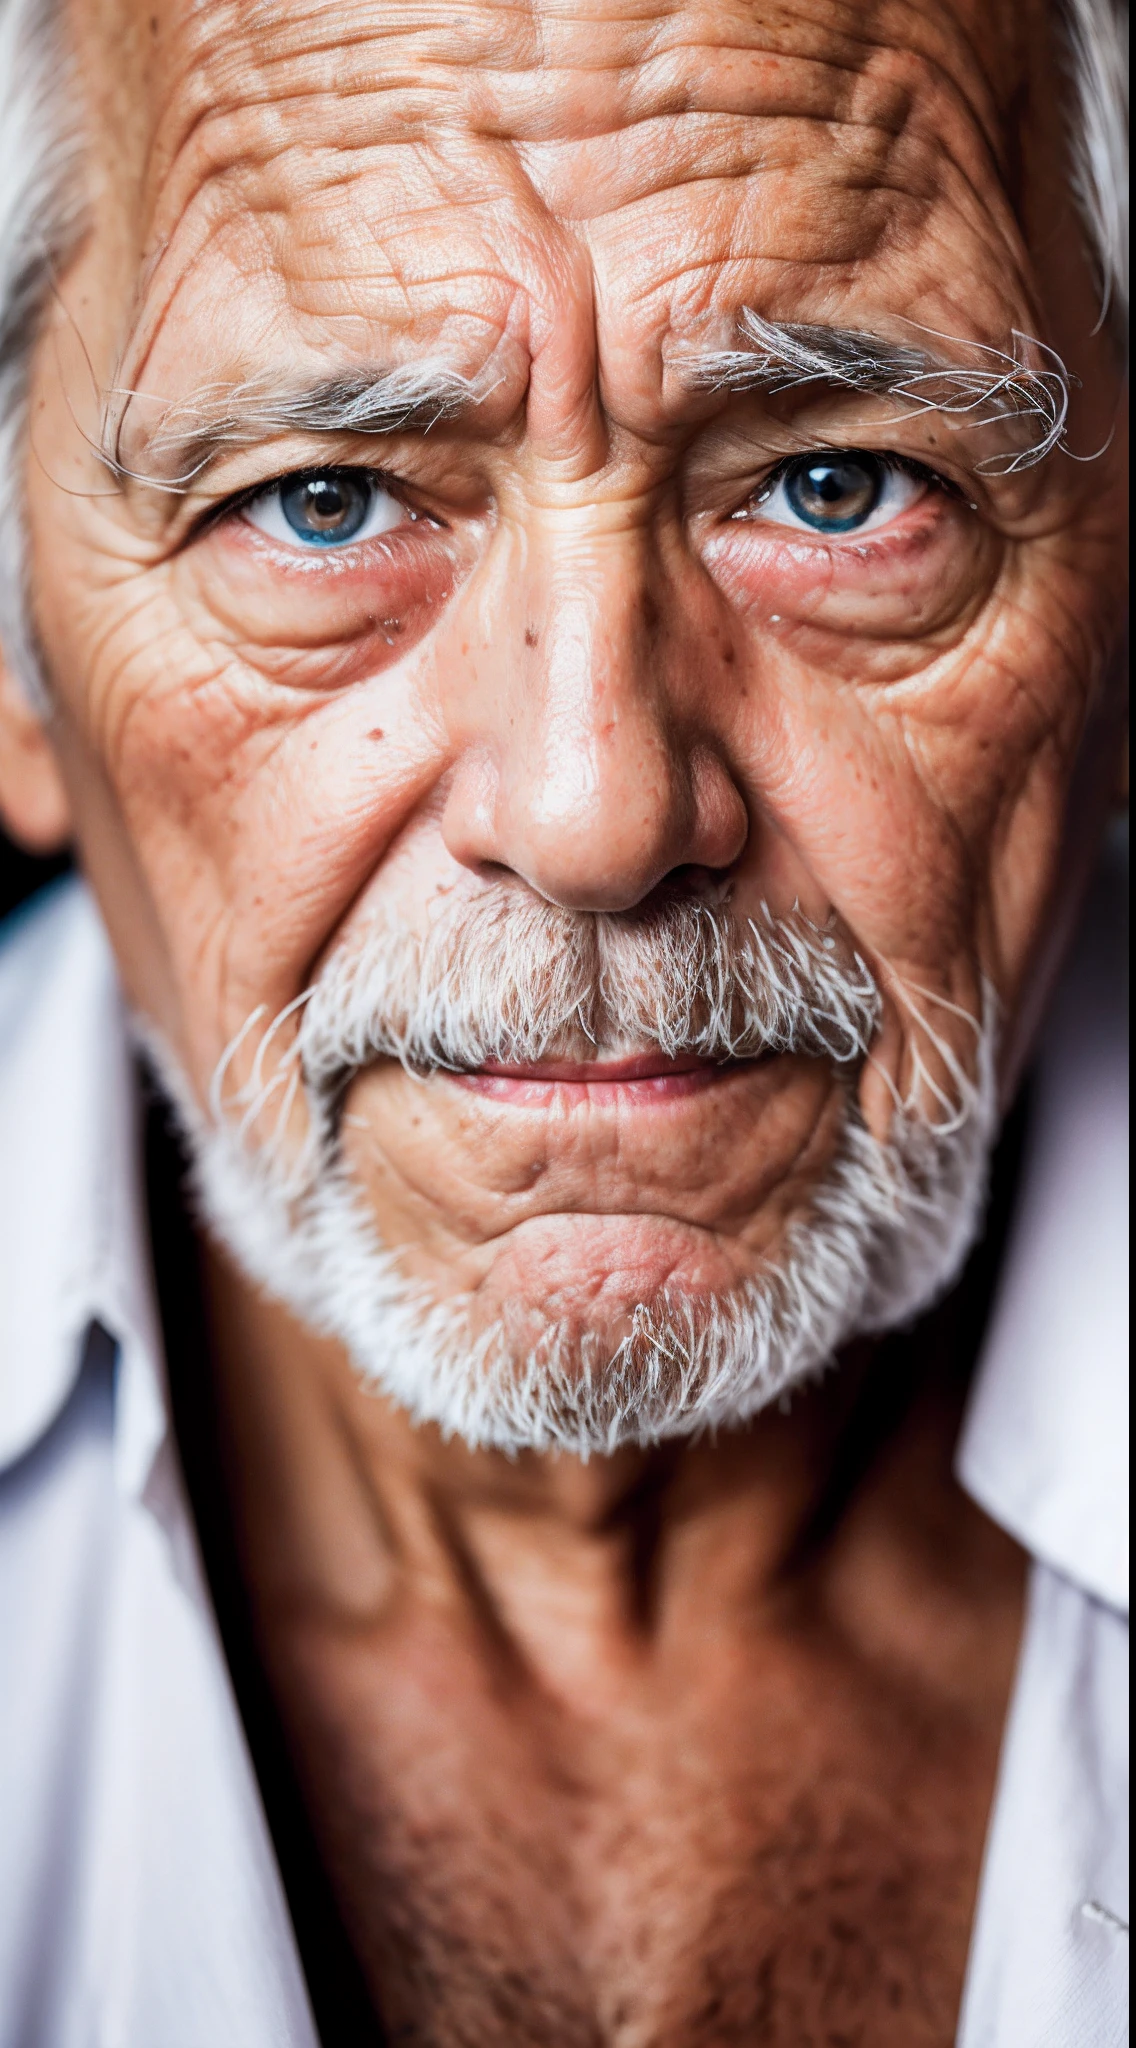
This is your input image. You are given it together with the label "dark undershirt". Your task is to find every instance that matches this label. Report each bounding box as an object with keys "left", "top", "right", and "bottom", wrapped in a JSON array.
[
  {"left": 144, "top": 1089, "right": 386, "bottom": 2048},
  {"left": 143, "top": 1069, "right": 1029, "bottom": 2048}
]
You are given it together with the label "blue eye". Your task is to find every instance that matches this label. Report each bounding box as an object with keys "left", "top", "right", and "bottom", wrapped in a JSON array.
[
  {"left": 280, "top": 472, "right": 371, "bottom": 542},
  {"left": 243, "top": 469, "right": 407, "bottom": 547},
  {"left": 743, "top": 452, "right": 925, "bottom": 535},
  {"left": 785, "top": 454, "right": 882, "bottom": 531}
]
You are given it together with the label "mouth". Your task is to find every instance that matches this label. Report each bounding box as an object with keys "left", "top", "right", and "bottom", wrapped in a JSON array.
[{"left": 452, "top": 1052, "right": 760, "bottom": 1105}]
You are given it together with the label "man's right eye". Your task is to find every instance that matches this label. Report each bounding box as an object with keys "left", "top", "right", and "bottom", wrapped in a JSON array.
[{"left": 241, "top": 470, "right": 410, "bottom": 548}]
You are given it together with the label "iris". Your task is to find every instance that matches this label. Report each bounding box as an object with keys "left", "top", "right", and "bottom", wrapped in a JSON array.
[
  {"left": 278, "top": 471, "right": 374, "bottom": 544},
  {"left": 783, "top": 454, "right": 882, "bottom": 532}
]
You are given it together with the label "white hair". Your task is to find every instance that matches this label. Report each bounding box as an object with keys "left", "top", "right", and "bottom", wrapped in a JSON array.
[
  {"left": 689, "top": 314, "right": 1075, "bottom": 474},
  {"left": 0, "top": 0, "right": 84, "bottom": 706},
  {"left": 139, "top": 890, "right": 998, "bottom": 1457},
  {"left": 294, "top": 891, "right": 884, "bottom": 1085},
  {"left": 1063, "top": 0, "right": 1129, "bottom": 325},
  {"left": 0, "top": 0, "right": 1128, "bottom": 704},
  {"left": 172, "top": 1091, "right": 997, "bottom": 1459}
]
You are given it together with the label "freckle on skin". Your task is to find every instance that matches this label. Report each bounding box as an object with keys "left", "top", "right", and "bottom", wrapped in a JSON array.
[
  {"left": 368, "top": 728, "right": 385, "bottom": 741},
  {"left": 525, "top": 627, "right": 538, "bottom": 648}
]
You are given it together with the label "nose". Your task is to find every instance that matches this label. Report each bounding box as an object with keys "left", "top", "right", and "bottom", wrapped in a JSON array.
[{"left": 442, "top": 522, "right": 748, "bottom": 912}]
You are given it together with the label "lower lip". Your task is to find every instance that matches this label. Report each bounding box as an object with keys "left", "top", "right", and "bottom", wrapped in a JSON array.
[{"left": 453, "top": 1058, "right": 747, "bottom": 1106}]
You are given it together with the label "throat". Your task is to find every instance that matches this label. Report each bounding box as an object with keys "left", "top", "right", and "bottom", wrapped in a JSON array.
[{"left": 147, "top": 1069, "right": 1030, "bottom": 2047}]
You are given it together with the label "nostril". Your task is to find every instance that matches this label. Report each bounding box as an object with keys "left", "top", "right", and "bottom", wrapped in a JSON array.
[
  {"left": 466, "top": 856, "right": 515, "bottom": 889},
  {"left": 664, "top": 862, "right": 738, "bottom": 903}
]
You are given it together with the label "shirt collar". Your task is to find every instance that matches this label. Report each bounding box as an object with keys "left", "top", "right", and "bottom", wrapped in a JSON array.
[
  {"left": 0, "top": 855, "right": 1128, "bottom": 1607},
  {"left": 958, "top": 824, "right": 1129, "bottom": 1614},
  {"left": 0, "top": 881, "right": 165, "bottom": 1495}
]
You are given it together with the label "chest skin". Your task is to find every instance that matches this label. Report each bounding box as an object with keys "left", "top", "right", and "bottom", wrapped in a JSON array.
[{"left": 252, "top": 1474, "right": 1023, "bottom": 2048}]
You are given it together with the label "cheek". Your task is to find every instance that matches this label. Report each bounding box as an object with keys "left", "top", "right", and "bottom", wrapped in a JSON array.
[
  {"left": 61, "top": 578, "right": 454, "bottom": 1067},
  {"left": 723, "top": 546, "right": 1095, "bottom": 983}
]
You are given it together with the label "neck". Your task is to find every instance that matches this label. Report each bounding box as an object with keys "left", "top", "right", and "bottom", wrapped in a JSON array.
[
  {"left": 138, "top": 1023, "right": 1034, "bottom": 1695},
  {"left": 146, "top": 1086, "right": 1030, "bottom": 2047},
  {"left": 193, "top": 1234, "right": 947, "bottom": 1701},
  {"left": 144, "top": 1069, "right": 1029, "bottom": 1700}
]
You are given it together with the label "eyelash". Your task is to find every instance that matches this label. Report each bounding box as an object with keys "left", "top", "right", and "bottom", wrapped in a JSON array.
[
  {"left": 192, "top": 468, "right": 429, "bottom": 539},
  {"left": 195, "top": 449, "right": 960, "bottom": 543},
  {"left": 742, "top": 449, "right": 955, "bottom": 511}
]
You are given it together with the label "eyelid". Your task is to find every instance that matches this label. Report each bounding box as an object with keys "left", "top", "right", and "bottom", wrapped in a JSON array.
[
  {"left": 724, "top": 449, "right": 960, "bottom": 541},
  {"left": 744, "top": 450, "right": 953, "bottom": 514}
]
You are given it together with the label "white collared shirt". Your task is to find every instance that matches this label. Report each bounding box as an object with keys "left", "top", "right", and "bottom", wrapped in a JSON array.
[{"left": 0, "top": 853, "right": 1128, "bottom": 2048}]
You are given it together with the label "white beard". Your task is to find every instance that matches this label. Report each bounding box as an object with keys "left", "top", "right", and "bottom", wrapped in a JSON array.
[{"left": 139, "top": 895, "right": 998, "bottom": 1458}]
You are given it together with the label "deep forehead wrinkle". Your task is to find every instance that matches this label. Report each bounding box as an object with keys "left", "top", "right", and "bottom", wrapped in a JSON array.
[
  {"left": 157, "top": 0, "right": 1019, "bottom": 142},
  {"left": 84, "top": 0, "right": 1053, "bottom": 483},
  {"left": 133, "top": 0, "right": 1026, "bottom": 253}
]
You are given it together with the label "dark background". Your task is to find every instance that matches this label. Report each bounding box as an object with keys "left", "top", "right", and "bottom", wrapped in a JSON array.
[{"left": 0, "top": 822, "right": 71, "bottom": 925}]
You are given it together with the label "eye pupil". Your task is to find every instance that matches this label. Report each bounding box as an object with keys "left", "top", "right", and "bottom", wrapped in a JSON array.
[
  {"left": 280, "top": 470, "right": 371, "bottom": 543},
  {"left": 785, "top": 455, "right": 881, "bottom": 531}
]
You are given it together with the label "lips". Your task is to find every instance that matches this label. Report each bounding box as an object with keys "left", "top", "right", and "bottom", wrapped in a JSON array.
[
  {"left": 452, "top": 1052, "right": 749, "bottom": 1104},
  {"left": 475, "top": 1053, "right": 712, "bottom": 1082}
]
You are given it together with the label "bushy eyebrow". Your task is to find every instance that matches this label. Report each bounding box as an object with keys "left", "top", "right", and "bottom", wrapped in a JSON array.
[
  {"left": 105, "top": 315, "right": 1071, "bottom": 493},
  {"left": 686, "top": 313, "right": 1071, "bottom": 472},
  {"left": 105, "top": 362, "right": 483, "bottom": 492}
]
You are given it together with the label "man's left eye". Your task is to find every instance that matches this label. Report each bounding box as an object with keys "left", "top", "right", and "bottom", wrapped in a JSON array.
[
  {"left": 241, "top": 469, "right": 409, "bottom": 547},
  {"left": 740, "top": 453, "right": 926, "bottom": 535}
]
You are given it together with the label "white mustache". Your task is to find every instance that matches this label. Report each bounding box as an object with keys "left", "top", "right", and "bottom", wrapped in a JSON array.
[
  {"left": 168, "top": 891, "right": 996, "bottom": 1457},
  {"left": 298, "top": 890, "right": 882, "bottom": 1091}
]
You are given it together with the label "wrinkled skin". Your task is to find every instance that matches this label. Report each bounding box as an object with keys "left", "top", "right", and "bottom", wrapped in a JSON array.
[
  {"left": 0, "top": 0, "right": 1126, "bottom": 2040},
  {"left": 7, "top": 0, "right": 1125, "bottom": 1325}
]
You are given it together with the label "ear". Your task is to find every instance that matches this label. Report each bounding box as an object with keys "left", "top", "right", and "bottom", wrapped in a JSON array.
[{"left": 0, "top": 652, "right": 72, "bottom": 852}]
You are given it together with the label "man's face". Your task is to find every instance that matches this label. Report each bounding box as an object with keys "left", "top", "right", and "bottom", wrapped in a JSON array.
[{"left": 16, "top": 0, "right": 1126, "bottom": 1428}]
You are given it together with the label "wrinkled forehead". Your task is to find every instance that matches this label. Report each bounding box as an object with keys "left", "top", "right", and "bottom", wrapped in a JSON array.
[{"left": 79, "top": 0, "right": 1045, "bottom": 421}]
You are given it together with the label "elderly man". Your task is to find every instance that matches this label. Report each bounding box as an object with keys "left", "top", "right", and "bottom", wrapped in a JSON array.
[{"left": 0, "top": 0, "right": 1127, "bottom": 2041}]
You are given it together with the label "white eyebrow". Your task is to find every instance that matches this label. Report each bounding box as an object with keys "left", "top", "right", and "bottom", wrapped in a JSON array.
[
  {"left": 687, "top": 312, "right": 1071, "bottom": 472},
  {"left": 104, "top": 361, "right": 484, "bottom": 492},
  {"left": 104, "top": 318, "right": 1071, "bottom": 491}
]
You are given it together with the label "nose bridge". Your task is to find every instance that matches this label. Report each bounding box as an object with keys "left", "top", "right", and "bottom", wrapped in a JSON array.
[
  {"left": 529, "top": 526, "right": 675, "bottom": 843},
  {"left": 457, "top": 512, "right": 742, "bottom": 912}
]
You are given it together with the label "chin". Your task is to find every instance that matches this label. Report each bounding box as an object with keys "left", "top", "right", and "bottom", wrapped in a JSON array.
[
  {"left": 150, "top": 1069, "right": 994, "bottom": 1460},
  {"left": 466, "top": 1210, "right": 766, "bottom": 1340}
]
